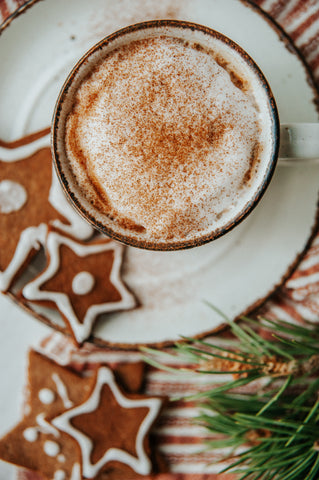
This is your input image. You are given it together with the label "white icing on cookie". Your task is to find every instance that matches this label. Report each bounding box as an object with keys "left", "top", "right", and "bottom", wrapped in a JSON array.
[
  {"left": 23, "top": 427, "right": 38, "bottom": 442},
  {"left": 52, "top": 373, "right": 74, "bottom": 409},
  {"left": 49, "top": 170, "right": 93, "bottom": 241},
  {"left": 23, "top": 414, "right": 60, "bottom": 444},
  {"left": 24, "top": 404, "right": 31, "bottom": 416},
  {"left": 72, "top": 271, "right": 95, "bottom": 296},
  {"left": 0, "top": 223, "right": 47, "bottom": 292},
  {"left": 0, "top": 134, "right": 50, "bottom": 292},
  {"left": 0, "top": 131, "right": 93, "bottom": 292},
  {"left": 36, "top": 413, "right": 60, "bottom": 438},
  {"left": 52, "top": 367, "right": 162, "bottom": 477},
  {"left": 0, "top": 134, "right": 50, "bottom": 161},
  {"left": 44, "top": 440, "right": 60, "bottom": 457},
  {"left": 39, "top": 388, "right": 55, "bottom": 404},
  {"left": 0, "top": 180, "right": 27, "bottom": 214},
  {"left": 58, "top": 454, "right": 66, "bottom": 463},
  {"left": 22, "top": 232, "right": 136, "bottom": 343},
  {"left": 70, "top": 463, "right": 81, "bottom": 480},
  {"left": 53, "top": 470, "right": 66, "bottom": 480}
]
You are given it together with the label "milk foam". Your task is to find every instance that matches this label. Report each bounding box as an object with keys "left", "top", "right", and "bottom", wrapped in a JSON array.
[{"left": 66, "top": 36, "right": 270, "bottom": 242}]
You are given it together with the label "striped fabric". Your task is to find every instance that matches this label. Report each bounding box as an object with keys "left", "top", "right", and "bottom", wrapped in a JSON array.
[{"left": 0, "top": 1, "right": 319, "bottom": 479}]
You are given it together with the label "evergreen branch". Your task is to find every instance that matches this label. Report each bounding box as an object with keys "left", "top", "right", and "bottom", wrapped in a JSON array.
[
  {"left": 181, "top": 345, "right": 265, "bottom": 367},
  {"left": 285, "top": 398, "right": 319, "bottom": 447},
  {"left": 143, "top": 314, "right": 319, "bottom": 479},
  {"left": 257, "top": 375, "right": 292, "bottom": 416}
]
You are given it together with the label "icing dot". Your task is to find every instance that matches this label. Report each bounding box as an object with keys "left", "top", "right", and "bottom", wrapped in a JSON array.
[
  {"left": 44, "top": 440, "right": 60, "bottom": 457},
  {"left": 53, "top": 470, "right": 66, "bottom": 480},
  {"left": 24, "top": 404, "right": 31, "bottom": 416},
  {"left": 23, "top": 427, "right": 38, "bottom": 442},
  {"left": 0, "top": 180, "right": 27, "bottom": 214},
  {"left": 72, "top": 271, "right": 95, "bottom": 295},
  {"left": 38, "top": 388, "right": 55, "bottom": 404},
  {"left": 58, "top": 454, "right": 66, "bottom": 463}
]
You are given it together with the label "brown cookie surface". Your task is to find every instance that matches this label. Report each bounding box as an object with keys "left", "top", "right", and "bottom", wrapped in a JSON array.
[
  {"left": 0, "top": 129, "right": 58, "bottom": 291},
  {"left": 0, "top": 349, "right": 164, "bottom": 480},
  {"left": 0, "top": 129, "right": 93, "bottom": 292},
  {"left": 0, "top": 351, "right": 93, "bottom": 479},
  {"left": 21, "top": 231, "right": 136, "bottom": 344}
]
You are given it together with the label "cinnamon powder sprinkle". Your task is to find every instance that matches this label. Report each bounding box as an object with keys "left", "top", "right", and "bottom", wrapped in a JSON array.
[{"left": 66, "top": 36, "right": 267, "bottom": 242}]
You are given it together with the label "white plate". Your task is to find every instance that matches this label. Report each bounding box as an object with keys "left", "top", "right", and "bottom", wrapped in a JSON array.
[
  {"left": 0, "top": 0, "right": 318, "bottom": 348},
  {"left": 0, "top": 0, "right": 318, "bottom": 478}
]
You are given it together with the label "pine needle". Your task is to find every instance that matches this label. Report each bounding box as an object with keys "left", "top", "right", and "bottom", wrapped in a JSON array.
[{"left": 143, "top": 312, "right": 319, "bottom": 480}]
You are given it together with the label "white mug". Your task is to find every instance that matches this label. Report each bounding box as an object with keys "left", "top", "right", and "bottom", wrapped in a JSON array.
[{"left": 52, "top": 20, "right": 319, "bottom": 251}]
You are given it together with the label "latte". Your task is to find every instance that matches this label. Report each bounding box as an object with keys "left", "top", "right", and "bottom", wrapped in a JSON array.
[{"left": 55, "top": 22, "right": 278, "bottom": 249}]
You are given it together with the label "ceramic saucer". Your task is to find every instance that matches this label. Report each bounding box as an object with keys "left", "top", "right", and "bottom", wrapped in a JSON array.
[{"left": 0, "top": 0, "right": 318, "bottom": 347}]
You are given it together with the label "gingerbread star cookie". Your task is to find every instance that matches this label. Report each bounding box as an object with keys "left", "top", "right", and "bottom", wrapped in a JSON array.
[
  {"left": 52, "top": 366, "right": 162, "bottom": 478},
  {"left": 0, "top": 128, "right": 93, "bottom": 292},
  {"left": 0, "top": 350, "right": 163, "bottom": 480},
  {"left": 21, "top": 231, "right": 136, "bottom": 344},
  {"left": 0, "top": 351, "right": 93, "bottom": 480}
]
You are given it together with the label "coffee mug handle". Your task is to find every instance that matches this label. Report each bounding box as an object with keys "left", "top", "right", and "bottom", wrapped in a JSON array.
[{"left": 279, "top": 123, "right": 319, "bottom": 165}]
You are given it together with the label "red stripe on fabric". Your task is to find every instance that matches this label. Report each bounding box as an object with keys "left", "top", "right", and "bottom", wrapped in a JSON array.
[
  {"left": 302, "top": 243, "right": 319, "bottom": 260},
  {"left": 286, "top": 285, "right": 319, "bottom": 303},
  {"left": 156, "top": 435, "right": 216, "bottom": 445},
  {"left": 163, "top": 452, "right": 232, "bottom": 464},
  {"left": 308, "top": 52, "right": 319, "bottom": 72},
  {"left": 157, "top": 418, "right": 196, "bottom": 428},
  {"left": 147, "top": 364, "right": 198, "bottom": 372},
  {"left": 303, "top": 298, "right": 319, "bottom": 315},
  {"left": 281, "top": 0, "right": 317, "bottom": 27},
  {"left": 159, "top": 415, "right": 196, "bottom": 427},
  {"left": 0, "top": 0, "right": 10, "bottom": 20},
  {"left": 299, "top": 32, "right": 319, "bottom": 57},
  {"left": 286, "top": 285, "right": 319, "bottom": 300},
  {"left": 146, "top": 383, "right": 224, "bottom": 396},
  {"left": 289, "top": 263, "right": 319, "bottom": 280},
  {"left": 290, "top": 8, "right": 319, "bottom": 41},
  {"left": 269, "top": 0, "right": 291, "bottom": 18},
  {"left": 269, "top": 298, "right": 306, "bottom": 323},
  {"left": 251, "top": 0, "right": 266, "bottom": 7}
]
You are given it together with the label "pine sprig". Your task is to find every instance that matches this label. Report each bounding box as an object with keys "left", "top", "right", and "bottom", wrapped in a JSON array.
[
  {"left": 178, "top": 317, "right": 319, "bottom": 381},
  {"left": 143, "top": 315, "right": 319, "bottom": 480},
  {"left": 200, "top": 382, "right": 319, "bottom": 478}
]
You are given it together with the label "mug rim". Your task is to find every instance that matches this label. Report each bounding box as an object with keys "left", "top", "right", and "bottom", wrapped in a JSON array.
[{"left": 52, "top": 19, "right": 280, "bottom": 251}]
